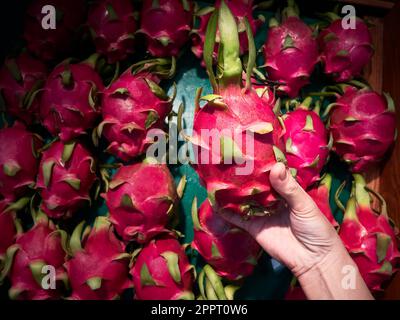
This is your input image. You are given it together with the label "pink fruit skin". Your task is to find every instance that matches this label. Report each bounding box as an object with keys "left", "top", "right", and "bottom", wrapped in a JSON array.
[
  {"left": 131, "top": 236, "right": 194, "bottom": 300},
  {"left": 0, "top": 53, "right": 47, "bottom": 125},
  {"left": 263, "top": 16, "right": 319, "bottom": 98},
  {"left": 88, "top": 0, "right": 137, "bottom": 63},
  {"left": 100, "top": 71, "right": 172, "bottom": 161},
  {"left": 0, "top": 202, "right": 17, "bottom": 260},
  {"left": 339, "top": 175, "right": 400, "bottom": 293},
  {"left": 329, "top": 87, "right": 396, "bottom": 173},
  {"left": 285, "top": 285, "right": 307, "bottom": 300},
  {"left": 65, "top": 217, "right": 132, "bottom": 300},
  {"left": 0, "top": 122, "right": 43, "bottom": 204},
  {"left": 8, "top": 216, "right": 67, "bottom": 300},
  {"left": 283, "top": 109, "right": 329, "bottom": 189},
  {"left": 36, "top": 141, "right": 96, "bottom": 220},
  {"left": 24, "top": 0, "right": 86, "bottom": 61},
  {"left": 191, "top": 0, "right": 262, "bottom": 65},
  {"left": 40, "top": 62, "right": 104, "bottom": 142},
  {"left": 306, "top": 174, "right": 339, "bottom": 228},
  {"left": 318, "top": 18, "right": 373, "bottom": 82},
  {"left": 192, "top": 200, "right": 261, "bottom": 280},
  {"left": 192, "top": 85, "right": 284, "bottom": 217},
  {"left": 103, "top": 162, "right": 177, "bottom": 243},
  {"left": 139, "top": 0, "right": 194, "bottom": 57}
]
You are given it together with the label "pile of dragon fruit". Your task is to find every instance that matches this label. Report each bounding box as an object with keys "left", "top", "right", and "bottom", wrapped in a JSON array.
[{"left": 0, "top": 0, "right": 399, "bottom": 300}]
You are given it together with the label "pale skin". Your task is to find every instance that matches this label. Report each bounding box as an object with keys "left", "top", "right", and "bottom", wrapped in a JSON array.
[{"left": 221, "top": 162, "right": 374, "bottom": 300}]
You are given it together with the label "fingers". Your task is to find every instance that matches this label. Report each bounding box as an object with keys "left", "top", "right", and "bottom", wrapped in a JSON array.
[{"left": 269, "top": 162, "right": 316, "bottom": 215}]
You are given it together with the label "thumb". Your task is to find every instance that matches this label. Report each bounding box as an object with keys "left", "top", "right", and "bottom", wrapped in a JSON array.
[{"left": 269, "top": 162, "right": 316, "bottom": 215}]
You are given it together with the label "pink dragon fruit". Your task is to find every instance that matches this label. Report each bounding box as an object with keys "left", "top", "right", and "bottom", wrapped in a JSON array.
[
  {"left": 87, "top": 0, "right": 137, "bottom": 63},
  {"left": 191, "top": 0, "right": 263, "bottom": 64},
  {"left": 318, "top": 13, "right": 373, "bottom": 82},
  {"left": 339, "top": 174, "right": 400, "bottom": 293},
  {"left": 284, "top": 277, "right": 306, "bottom": 300},
  {"left": 24, "top": 0, "right": 86, "bottom": 61},
  {"left": 306, "top": 173, "right": 338, "bottom": 228},
  {"left": 130, "top": 236, "right": 195, "bottom": 300},
  {"left": 0, "top": 211, "right": 68, "bottom": 300},
  {"left": 192, "top": 198, "right": 261, "bottom": 280},
  {"left": 0, "top": 52, "right": 47, "bottom": 125},
  {"left": 0, "top": 122, "right": 43, "bottom": 204},
  {"left": 40, "top": 55, "right": 104, "bottom": 142},
  {"left": 327, "top": 86, "right": 396, "bottom": 173},
  {"left": 191, "top": 2, "right": 284, "bottom": 217},
  {"left": 103, "top": 162, "right": 177, "bottom": 243},
  {"left": 138, "top": 0, "right": 194, "bottom": 57},
  {"left": 36, "top": 141, "right": 96, "bottom": 220},
  {"left": 98, "top": 60, "right": 174, "bottom": 161},
  {"left": 282, "top": 98, "right": 330, "bottom": 189},
  {"left": 263, "top": 1, "right": 319, "bottom": 98},
  {"left": 0, "top": 202, "right": 18, "bottom": 266},
  {"left": 65, "top": 216, "right": 132, "bottom": 300}
]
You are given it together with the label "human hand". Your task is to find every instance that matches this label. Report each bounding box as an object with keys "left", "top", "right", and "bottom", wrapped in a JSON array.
[
  {"left": 221, "top": 162, "right": 373, "bottom": 299},
  {"left": 220, "top": 162, "right": 343, "bottom": 277}
]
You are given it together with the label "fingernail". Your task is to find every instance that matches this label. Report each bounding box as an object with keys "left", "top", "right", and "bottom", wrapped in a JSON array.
[{"left": 279, "top": 168, "right": 287, "bottom": 181}]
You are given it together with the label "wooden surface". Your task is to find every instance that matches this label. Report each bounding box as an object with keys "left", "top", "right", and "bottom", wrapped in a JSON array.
[{"left": 380, "top": 1, "right": 400, "bottom": 299}]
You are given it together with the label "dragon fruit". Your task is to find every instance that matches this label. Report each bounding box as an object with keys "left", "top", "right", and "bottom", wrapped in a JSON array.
[
  {"left": 306, "top": 173, "right": 338, "bottom": 228},
  {"left": 282, "top": 98, "right": 330, "bottom": 189},
  {"left": 24, "top": 0, "right": 86, "bottom": 61},
  {"left": 0, "top": 53, "right": 47, "bottom": 125},
  {"left": 103, "top": 162, "right": 177, "bottom": 243},
  {"left": 40, "top": 55, "right": 104, "bottom": 142},
  {"left": 191, "top": 0, "right": 263, "bottom": 64},
  {"left": 0, "top": 202, "right": 18, "bottom": 267},
  {"left": 318, "top": 13, "right": 373, "bottom": 82},
  {"left": 130, "top": 236, "right": 195, "bottom": 300},
  {"left": 191, "top": 2, "right": 284, "bottom": 217},
  {"left": 36, "top": 141, "right": 96, "bottom": 220},
  {"left": 284, "top": 277, "right": 306, "bottom": 300},
  {"left": 339, "top": 174, "right": 400, "bottom": 293},
  {"left": 327, "top": 86, "right": 396, "bottom": 173},
  {"left": 65, "top": 216, "right": 132, "bottom": 300},
  {"left": 192, "top": 198, "right": 261, "bottom": 280},
  {"left": 87, "top": 0, "right": 137, "bottom": 63},
  {"left": 0, "top": 122, "right": 43, "bottom": 204},
  {"left": 263, "top": 1, "right": 319, "bottom": 98},
  {"left": 0, "top": 211, "right": 68, "bottom": 300},
  {"left": 98, "top": 59, "right": 174, "bottom": 161},
  {"left": 138, "top": 0, "right": 194, "bottom": 57}
]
